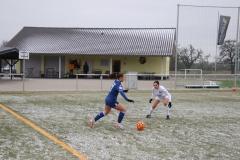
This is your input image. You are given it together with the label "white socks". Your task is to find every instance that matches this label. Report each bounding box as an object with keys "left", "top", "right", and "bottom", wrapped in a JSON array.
[
  {"left": 148, "top": 107, "right": 154, "bottom": 115},
  {"left": 148, "top": 106, "right": 170, "bottom": 116},
  {"left": 165, "top": 105, "right": 169, "bottom": 116}
]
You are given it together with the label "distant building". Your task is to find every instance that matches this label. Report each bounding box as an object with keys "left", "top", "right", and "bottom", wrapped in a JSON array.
[{"left": 5, "top": 27, "right": 176, "bottom": 79}]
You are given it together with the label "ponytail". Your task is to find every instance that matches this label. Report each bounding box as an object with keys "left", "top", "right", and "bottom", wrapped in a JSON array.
[{"left": 108, "top": 72, "right": 124, "bottom": 79}]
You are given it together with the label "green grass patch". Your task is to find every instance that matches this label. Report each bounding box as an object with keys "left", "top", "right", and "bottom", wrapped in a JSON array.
[{"left": 214, "top": 80, "right": 240, "bottom": 88}]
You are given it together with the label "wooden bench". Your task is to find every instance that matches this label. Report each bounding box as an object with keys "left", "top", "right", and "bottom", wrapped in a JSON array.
[{"left": 92, "top": 69, "right": 102, "bottom": 78}]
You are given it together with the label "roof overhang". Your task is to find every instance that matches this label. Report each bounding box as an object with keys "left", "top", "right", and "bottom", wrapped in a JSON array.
[
  {"left": 0, "top": 47, "right": 19, "bottom": 59},
  {"left": 6, "top": 27, "right": 176, "bottom": 56}
]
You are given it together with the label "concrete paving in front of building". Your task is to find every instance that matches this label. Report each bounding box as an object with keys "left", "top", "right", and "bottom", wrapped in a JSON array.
[{"left": 0, "top": 77, "right": 178, "bottom": 92}]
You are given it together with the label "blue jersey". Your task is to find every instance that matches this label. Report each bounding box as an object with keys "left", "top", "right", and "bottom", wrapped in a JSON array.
[{"left": 105, "top": 79, "right": 129, "bottom": 107}]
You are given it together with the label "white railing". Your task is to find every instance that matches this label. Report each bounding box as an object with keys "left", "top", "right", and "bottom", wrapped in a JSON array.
[{"left": 0, "top": 74, "right": 239, "bottom": 91}]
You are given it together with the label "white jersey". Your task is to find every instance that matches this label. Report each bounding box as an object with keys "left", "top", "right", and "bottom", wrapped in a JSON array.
[{"left": 151, "top": 86, "right": 171, "bottom": 102}]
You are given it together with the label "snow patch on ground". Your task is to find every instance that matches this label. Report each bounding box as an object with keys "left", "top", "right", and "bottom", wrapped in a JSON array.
[{"left": 0, "top": 90, "right": 240, "bottom": 159}]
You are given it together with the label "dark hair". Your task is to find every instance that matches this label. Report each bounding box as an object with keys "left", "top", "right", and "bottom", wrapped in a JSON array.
[
  {"left": 153, "top": 81, "right": 159, "bottom": 85},
  {"left": 108, "top": 72, "right": 124, "bottom": 79}
]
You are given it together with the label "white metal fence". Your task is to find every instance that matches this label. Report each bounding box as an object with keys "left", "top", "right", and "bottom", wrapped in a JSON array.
[{"left": 0, "top": 73, "right": 239, "bottom": 92}]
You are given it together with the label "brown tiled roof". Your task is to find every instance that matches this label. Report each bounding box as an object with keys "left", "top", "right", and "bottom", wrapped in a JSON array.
[{"left": 6, "top": 27, "right": 176, "bottom": 56}]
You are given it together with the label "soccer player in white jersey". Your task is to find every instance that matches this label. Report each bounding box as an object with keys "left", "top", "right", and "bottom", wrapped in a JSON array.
[
  {"left": 89, "top": 72, "right": 134, "bottom": 130},
  {"left": 146, "top": 81, "right": 172, "bottom": 119}
]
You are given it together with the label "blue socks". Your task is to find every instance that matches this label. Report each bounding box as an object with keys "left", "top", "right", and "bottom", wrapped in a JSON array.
[
  {"left": 94, "top": 111, "right": 125, "bottom": 124},
  {"left": 94, "top": 112, "right": 105, "bottom": 122},
  {"left": 118, "top": 111, "right": 125, "bottom": 123}
]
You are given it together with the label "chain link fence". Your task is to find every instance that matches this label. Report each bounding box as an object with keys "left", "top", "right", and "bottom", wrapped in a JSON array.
[{"left": 176, "top": 5, "right": 240, "bottom": 74}]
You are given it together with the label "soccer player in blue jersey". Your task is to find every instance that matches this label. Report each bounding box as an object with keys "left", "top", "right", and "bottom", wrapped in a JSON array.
[
  {"left": 89, "top": 72, "right": 134, "bottom": 130},
  {"left": 146, "top": 81, "right": 172, "bottom": 120}
]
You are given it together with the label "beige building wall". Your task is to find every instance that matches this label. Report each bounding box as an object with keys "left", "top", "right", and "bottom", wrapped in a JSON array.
[
  {"left": 65, "top": 55, "right": 169, "bottom": 75},
  {"left": 13, "top": 54, "right": 169, "bottom": 77}
]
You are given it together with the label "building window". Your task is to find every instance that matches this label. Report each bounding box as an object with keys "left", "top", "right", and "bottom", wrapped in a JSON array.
[{"left": 100, "top": 59, "right": 108, "bottom": 67}]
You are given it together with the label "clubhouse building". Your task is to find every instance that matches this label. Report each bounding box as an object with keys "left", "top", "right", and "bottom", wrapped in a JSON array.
[{"left": 1, "top": 27, "right": 176, "bottom": 79}]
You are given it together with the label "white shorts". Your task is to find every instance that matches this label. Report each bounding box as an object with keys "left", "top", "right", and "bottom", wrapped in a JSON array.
[{"left": 156, "top": 96, "right": 169, "bottom": 101}]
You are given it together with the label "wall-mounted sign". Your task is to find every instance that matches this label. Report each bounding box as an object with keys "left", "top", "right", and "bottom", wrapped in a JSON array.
[
  {"left": 139, "top": 57, "right": 146, "bottom": 64},
  {"left": 19, "top": 51, "right": 29, "bottom": 59}
]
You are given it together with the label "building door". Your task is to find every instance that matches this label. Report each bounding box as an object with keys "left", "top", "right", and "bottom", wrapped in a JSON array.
[{"left": 112, "top": 60, "right": 121, "bottom": 73}]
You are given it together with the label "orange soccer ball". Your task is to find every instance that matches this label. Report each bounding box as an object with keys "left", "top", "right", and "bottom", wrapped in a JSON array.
[
  {"left": 232, "top": 87, "right": 237, "bottom": 91},
  {"left": 136, "top": 121, "right": 146, "bottom": 131}
]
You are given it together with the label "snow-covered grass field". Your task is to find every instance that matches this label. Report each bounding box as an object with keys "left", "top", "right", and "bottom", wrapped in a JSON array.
[{"left": 0, "top": 90, "right": 240, "bottom": 160}]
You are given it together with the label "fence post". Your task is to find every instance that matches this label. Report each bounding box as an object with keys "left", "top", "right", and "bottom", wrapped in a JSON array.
[
  {"left": 169, "top": 75, "right": 172, "bottom": 90},
  {"left": 76, "top": 75, "right": 78, "bottom": 91},
  {"left": 100, "top": 75, "right": 103, "bottom": 91},
  {"left": 234, "top": 74, "right": 237, "bottom": 88},
  {"left": 202, "top": 74, "right": 205, "bottom": 90}
]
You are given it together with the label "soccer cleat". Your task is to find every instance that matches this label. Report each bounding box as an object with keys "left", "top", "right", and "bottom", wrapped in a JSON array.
[
  {"left": 146, "top": 114, "right": 151, "bottom": 118},
  {"left": 89, "top": 118, "right": 95, "bottom": 128},
  {"left": 115, "top": 122, "right": 124, "bottom": 130},
  {"left": 166, "top": 115, "right": 170, "bottom": 120}
]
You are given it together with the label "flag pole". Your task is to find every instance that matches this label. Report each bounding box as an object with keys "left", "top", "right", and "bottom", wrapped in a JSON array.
[
  {"left": 174, "top": 4, "right": 180, "bottom": 89},
  {"left": 234, "top": 7, "right": 240, "bottom": 87},
  {"left": 215, "top": 12, "right": 220, "bottom": 78}
]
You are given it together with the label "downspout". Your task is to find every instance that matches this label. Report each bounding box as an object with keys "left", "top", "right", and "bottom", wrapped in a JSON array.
[
  {"left": 59, "top": 56, "right": 61, "bottom": 78},
  {"left": 110, "top": 57, "right": 112, "bottom": 73},
  {"left": 161, "top": 57, "right": 164, "bottom": 80}
]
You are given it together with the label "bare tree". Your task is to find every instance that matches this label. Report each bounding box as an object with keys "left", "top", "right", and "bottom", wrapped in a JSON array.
[
  {"left": 218, "top": 40, "right": 237, "bottom": 74},
  {"left": 197, "top": 54, "right": 211, "bottom": 73},
  {"left": 0, "top": 40, "right": 8, "bottom": 47},
  {"left": 203, "top": 54, "right": 211, "bottom": 64},
  {"left": 178, "top": 45, "right": 203, "bottom": 71},
  {"left": 1, "top": 40, "right": 9, "bottom": 71}
]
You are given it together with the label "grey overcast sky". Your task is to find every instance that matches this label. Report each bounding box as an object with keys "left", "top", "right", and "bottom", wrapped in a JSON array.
[{"left": 1, "top": 0, "right": 240, "bottom": 43}]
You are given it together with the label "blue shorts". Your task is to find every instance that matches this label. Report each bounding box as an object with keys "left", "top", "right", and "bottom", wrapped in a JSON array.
[{"left": 105, "top": 97, "right": 119, "bottom": 108}]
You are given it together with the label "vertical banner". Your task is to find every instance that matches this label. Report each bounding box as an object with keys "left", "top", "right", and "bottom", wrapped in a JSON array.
[{"left": 217, "top": 15, "right": 231, "bottom": 45}]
